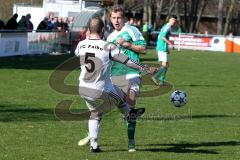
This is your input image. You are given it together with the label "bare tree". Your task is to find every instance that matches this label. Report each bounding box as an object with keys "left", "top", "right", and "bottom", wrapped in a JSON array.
[
  {"left": 148, "top": 0, "right": 153, "bottom": 25},
  {"left": 189, "top": 0, "right": 200, "bottom": 33},
  {"left": 183, "top": 0, "right": 190, "bottom": 32},
  {"left": 154, "top": 0, "right": 164, "bottom": 30},
  {"left": 175, "top": 0, "right": 182, "bottom": 29},
  {"left": 195, "top": 0, "right": 207, "bottom": 32},
  {"left": 166, "top": 0, "right": 176, "bottom": 20},
  {"left": 143, "top": 0, "right": 148, "bottom": 21},
  {"left": 223, "top": 0, "right": 235, "bottom": 35},
  {"left": 217, "top": 0, "right": 224, "bottom": 35}
]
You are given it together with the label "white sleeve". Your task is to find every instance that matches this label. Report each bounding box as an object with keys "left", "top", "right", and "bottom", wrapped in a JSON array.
[
  {"left": 126, "top": 26, "right": 145, "bottom": 41},
  {"left": 107, "top": 34, "right": 113, "bottom": 42},
  {"left": 74, "top": 43, "right": 80, "bottom": 57}
]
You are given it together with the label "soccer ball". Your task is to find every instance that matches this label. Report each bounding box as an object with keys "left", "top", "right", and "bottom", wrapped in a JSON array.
[{"left": 170, "top": 90, "right": 187, "bottom": 107}]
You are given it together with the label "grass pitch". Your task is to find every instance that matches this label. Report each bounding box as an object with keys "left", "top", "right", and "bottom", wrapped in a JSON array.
[{"left": 0, "top": 50, "right": 240, "bottom": 160}]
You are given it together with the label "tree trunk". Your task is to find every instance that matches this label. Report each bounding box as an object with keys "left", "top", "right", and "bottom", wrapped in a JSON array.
[
  {"left": 175, "top": 0, "right": 181, "bottom": 28},
  {"left": 217, "top": 0, "right": 224, "bottom": 35},
  {"left": 143, "top": 0, "right": 148, "bottom": 21},
  {"left": 223, "top": 0, "right": 235, "bottom": 35},
  {"left": 183, "top": 0, "right": 189, "bottom": 32},
  {"left": 166, "top": 0, "right": 176, "bottom": 21},
  {"left": 195, "top": 0, "right": 207, "bottom": 33},
  {"left": 189, "top": 0, "right": 199, "bottom": 33},
  {"left": 148, "top": 0, "right": 152, "bottom": 25},
  {"left": 154, "top": 0, "right": 163, "bottom": 30}
]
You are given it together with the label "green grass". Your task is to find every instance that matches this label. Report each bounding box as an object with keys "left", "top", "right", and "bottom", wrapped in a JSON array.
[{"left": 0, "top": 50, "right": 240, "bottom": 160}]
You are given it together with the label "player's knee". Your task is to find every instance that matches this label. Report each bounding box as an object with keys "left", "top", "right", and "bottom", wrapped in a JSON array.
[
  {"left": 162, "top": 62, "right": 169, "bottom": 68},
  {"left": 127, "top": 89, "right": 137, "bottom": 107},
  {"left": 90, "top": 110, "right": 103, "bottom": 121}
]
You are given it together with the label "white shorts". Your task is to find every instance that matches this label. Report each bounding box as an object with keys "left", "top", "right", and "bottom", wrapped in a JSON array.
[
  {"left": 157, "top": 51, "right": 169, "bottom": 62},
  {"left": 111, "top": 76, "right": 141, "bottom": 96},
  {"left": 79, "top": 85, "right": 125, "bottom": 112}
]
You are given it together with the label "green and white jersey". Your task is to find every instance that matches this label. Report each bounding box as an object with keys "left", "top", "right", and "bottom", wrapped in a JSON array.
[
  {"left": 156, "top": 23, "right": 171, "bottom": 52},
  {"left": 107, "top": 25, "right": 146, "bottom": 77}
]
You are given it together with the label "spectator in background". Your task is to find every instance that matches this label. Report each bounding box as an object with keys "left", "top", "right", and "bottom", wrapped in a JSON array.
[
  {"left": 136, "top": 19, "right": 141, "bottom": 30},
  {"left": 5, "top": 13, "right": 18, "bottom": 30},
  {"left": 25, "top": 14, "right": 34, "bottom": 31},
  {"left": 37, "top": 17, "right": 49, "bottom": 31},
  {"left": 204, "top": 30, "right": 209, "bottom": 36},
  {"left": 128, "top": 17, "right": 134, "bottom": 26},
  {"left": 67, "top": 16, "right": 73, "bottom": 28},
  {"left": 63, "top": 17, "right": 69, "bottom": 32},
  {"left": 56, "top": 17, "right": 64, "bottom": 31},
  {"left": 142, "top": 20, "right": 149, "bottom": 45},
  {"left": 0, "top": 19, "right": 5, "bottom": 30},
  {"left": 17, "top": 16, "right": 27, "bottom": 30},
  {"left": 48, "top": 16, "right": 57, "bottom": 30}
]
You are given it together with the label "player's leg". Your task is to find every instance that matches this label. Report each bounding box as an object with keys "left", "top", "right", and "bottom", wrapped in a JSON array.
[
  {"left": 152, "top": 51, "right": 169, "bottom": 85},
  {"left": 77, "top": 85, "right": 128, "bottom": 148},
  {"left": 106, "top": 85, "right": 145, "bottom": 121},
  {"left": 159, "top": 61, "right": 169, "bottom": 84},
  {"left": 78, "top": 134, "right": 89, "bottom": 146},
  {"left": 83, "top": 96, "right": 103, "bottom": 152},
  {"left": 88, "top": 110, "right": 102, "bottom": 152},
  {"left": 126, "top": 77, "right": 141, "bottom": 152}
]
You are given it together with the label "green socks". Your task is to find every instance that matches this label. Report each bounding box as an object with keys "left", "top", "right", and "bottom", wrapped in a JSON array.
[
  {"left": 127, "top": 120, "right": 136, "bottom": 140},
  {"left": 154, "top": 66, "right": 167, "bottom": 82}
]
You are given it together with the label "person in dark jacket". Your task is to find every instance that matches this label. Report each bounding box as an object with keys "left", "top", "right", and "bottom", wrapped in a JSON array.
[
  {"left": 37, "top": 17, "right": 49, "bottom": 31},
  {"left": 0, "top": 19, "right": 5, "bottom": 30},
  {"left": 5, "top": 13, "right": 18, "bottom": 30}
]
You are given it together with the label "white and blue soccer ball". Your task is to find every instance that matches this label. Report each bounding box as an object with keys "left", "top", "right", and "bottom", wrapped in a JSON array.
[{"left": 170, "top": 90, "right": 187, "bottom": 107}]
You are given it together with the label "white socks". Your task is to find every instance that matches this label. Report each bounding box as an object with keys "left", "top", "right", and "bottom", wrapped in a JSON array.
[{"left": 88, "top": 119, "right": 100, "bottom": 149}]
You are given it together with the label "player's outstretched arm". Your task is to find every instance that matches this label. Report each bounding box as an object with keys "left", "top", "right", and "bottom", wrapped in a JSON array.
[
  {"left": 117, "top": 38, "right": 146, "bottom": 54},
  {"left": 111, "top": 50, "right": 157, "bottom": 74}
]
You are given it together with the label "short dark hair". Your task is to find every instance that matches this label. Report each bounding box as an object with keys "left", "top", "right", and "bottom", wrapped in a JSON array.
[
  {"left": 169, "top": 15, "right": 177, "bottom": 20},
  {"left": 88, "top": 17, "right": 104, "bottom": 34},
  {"left": 110, "top": 5, "right": 125, "bottom": 17}
]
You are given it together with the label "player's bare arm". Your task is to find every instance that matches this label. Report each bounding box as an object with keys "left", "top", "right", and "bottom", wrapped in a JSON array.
[
  {"left": 117, "top": 38, "right": 146, "bottom": 54},
  {"left": 161, "top": 37, "right": 173, "bottom": 46},
  {"left": 111, "top": 50, "right": 157, "bottom": 74}
]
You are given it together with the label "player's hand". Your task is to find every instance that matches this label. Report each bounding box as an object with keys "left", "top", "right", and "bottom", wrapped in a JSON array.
[
  {"left": 117, "top": 38, "right": 132, "bottom": 48},
  {"left": 117, "top": 38, "right": 125, "bottom": 45},
  {"left": 138, "top": 46, "right": 146, "bottom": 54},
  {"left": 169, "top": 43, "right": 175, "bottom": 50}
]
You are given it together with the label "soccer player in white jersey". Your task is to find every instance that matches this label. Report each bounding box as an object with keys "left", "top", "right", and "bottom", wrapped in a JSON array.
[
  {"left": 152, "top": 16, "right": 176, "bottom": 85},
  {"left": 78, "top": 5, "right": 147, "bottom": 152},
  {"left": 75, "top": 17, "right": 156, "bottom": 152}
]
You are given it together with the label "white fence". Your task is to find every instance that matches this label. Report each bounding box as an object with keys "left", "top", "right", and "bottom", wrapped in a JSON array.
[
  {"left": 0, "top": 31, "right": 70, "bottom": 57},
  {"left": 150, "top": 32, "right": 240, "bottom": 53},
  {"left": 1, "top": 31, "right": 240, "bottom": 57}
]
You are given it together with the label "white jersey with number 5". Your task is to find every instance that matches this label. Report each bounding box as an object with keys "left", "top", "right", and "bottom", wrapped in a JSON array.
[{"left": 75, "top": 39, "right": 121, "bottom": 91}]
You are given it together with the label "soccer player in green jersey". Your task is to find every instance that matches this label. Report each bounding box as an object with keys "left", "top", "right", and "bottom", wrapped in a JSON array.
[
  {"left": 107, "top": 5, "right": 147, "bottom": 152},
  {"left": 152, "top": 17, "right": 176, "bottom": 85}
]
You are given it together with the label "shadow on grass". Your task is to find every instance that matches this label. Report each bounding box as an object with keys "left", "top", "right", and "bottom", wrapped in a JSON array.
[
  {"left": 138, "top": 114, "right": 236, "bottom": 122},
  {"left": 136, "top": 141, "right": 240, "bottom": 154},
  {"left": 0, "top": 104, "right": 91, "bottom": 122},
  {"left": 0, "top": 103, "right": 236, "bottom": 122},
  {"left": 107, "top": 141, "right": 240, "bottom": 154},
  {"left": 0, "top": 105, "right": 56, "bottom": 122},
  {"left": 140, "top": 57, "right": 158, "bottom": 62},
  {"left": 178, "top": 84, "right": 225, "bottom": 88},
  {"left": 0, "top": 54, "right": 73, "bottom": 70}
]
